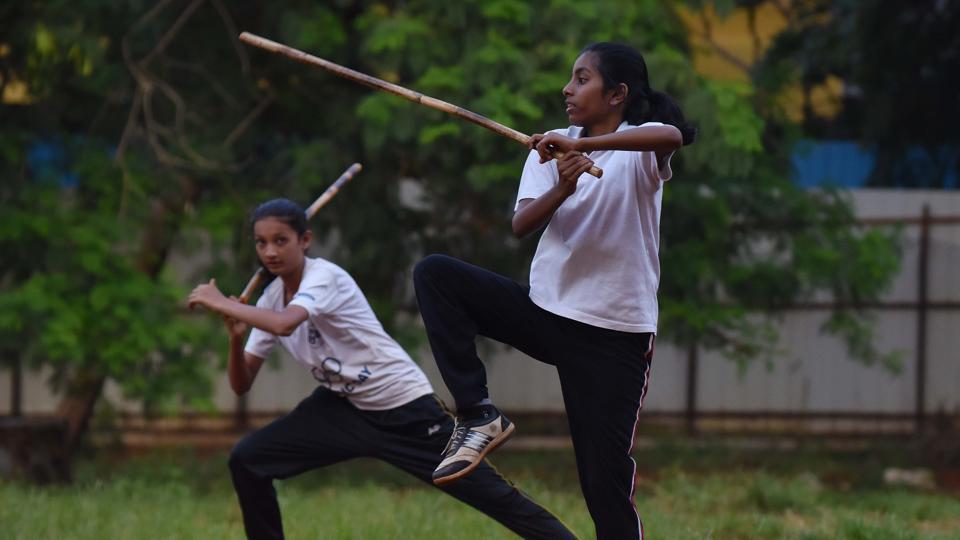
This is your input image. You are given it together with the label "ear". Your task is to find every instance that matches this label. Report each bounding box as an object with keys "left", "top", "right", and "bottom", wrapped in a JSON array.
[
  {"left": 300, "top": 229, "right": 313, "bottom": 251},
  {"left": 608, "top": 83, "right": 628, "bottom": 107}
]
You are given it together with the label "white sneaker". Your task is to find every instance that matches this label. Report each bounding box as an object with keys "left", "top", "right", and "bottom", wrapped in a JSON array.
[{"left": 432, "top": 407, "right": 515, "bottom": 486}]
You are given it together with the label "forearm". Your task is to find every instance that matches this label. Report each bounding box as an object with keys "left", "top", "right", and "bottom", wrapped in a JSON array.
[
  {"left": 213, "top": 301, "right": 304, "bottom": 337},
  {"left": 512, "top": 183, "right": 575, "bottom": 238},
  {"left": 576, "top": 124, "right": 682, "bottom": 154},
  {"left": 227, "top": 336, "right": 254, "bottom": 394}
]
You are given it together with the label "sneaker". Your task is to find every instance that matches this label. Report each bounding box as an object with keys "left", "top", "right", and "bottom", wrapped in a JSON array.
[{"left": 432, "top": 406, "right": 515, "bottom": 486}]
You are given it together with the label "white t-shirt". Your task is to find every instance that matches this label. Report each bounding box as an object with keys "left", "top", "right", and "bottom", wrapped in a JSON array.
[
  {"left": 245, "top": 257, "right": 434, "bottom": 410},
  {"left": 515, "top": 121, "right": 672, "bottom": 333}
]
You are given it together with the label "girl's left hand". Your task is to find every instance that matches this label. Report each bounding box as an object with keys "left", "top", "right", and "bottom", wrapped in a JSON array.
[
  {"left": 188, "top": 278, "right": 227, "bottom": 312},
  {"left": 529, "top": 133, "right": 581, "bottom": 163}
]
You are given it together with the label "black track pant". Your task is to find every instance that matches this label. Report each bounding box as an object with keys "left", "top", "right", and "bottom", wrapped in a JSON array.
[
  {"left": 413, "top": 254, "right": 654, "bottom": 540},
  {"left": 228, "top": 388, "right": 577, "bottom": 540}
]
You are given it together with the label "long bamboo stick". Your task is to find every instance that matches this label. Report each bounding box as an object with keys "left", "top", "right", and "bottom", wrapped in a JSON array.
[{"left": 238, "top": 32, "right": 603, "bottom": 178}]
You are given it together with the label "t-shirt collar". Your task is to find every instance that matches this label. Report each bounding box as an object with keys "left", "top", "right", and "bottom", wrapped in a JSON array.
[{"left": 568, "top": 120, "right": 631, "bottom": 139}]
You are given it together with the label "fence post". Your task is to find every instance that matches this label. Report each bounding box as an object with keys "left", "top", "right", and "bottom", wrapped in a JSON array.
[
  {"left": 11, "top": 357, "right": 22, "bottom": 418},
  {"left": 915, "top": 205, "right": 931, "bottom": 435},
  {"left": 686, "top": 343, "right": 698, "bottom": 435}
]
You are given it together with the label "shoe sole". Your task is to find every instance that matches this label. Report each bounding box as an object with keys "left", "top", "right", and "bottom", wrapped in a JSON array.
[{"left": 432, "top": 422, "right": 516, "bottom": 486}]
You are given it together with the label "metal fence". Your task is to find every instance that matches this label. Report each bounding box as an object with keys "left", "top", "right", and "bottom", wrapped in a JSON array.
[{"left": 3, "top": 190, "right": 959, "bottom": 441}]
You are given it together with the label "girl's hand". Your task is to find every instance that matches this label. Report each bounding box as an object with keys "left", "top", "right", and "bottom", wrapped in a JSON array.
[
  {"left": 188, "top": 278, "right": 227, "bottom": 312},
  {"left": 529, "top": 133, "right": 581, "bottom": 163},
  {"left": 222, "top": 296, "right": 249, "bottom": 339},
  {"left": 556, "top": 152, "right": 595, "bottom": 194}
]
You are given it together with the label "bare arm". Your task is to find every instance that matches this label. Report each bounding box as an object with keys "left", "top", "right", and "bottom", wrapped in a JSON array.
[
  {"left": 512, "top": 152, "right": 595, "bottom": 238},
  {"left": 218, "top": 302, "right": 266, "bottom": 394},
  {"left": 189, "top": 279, "right": 308, "bottom": 336},
  {"left": 227, "top": 334, "right": 265, "bottom": 395},
  {"left": 530, "top": 124, "right": 682, "bottom": 167}
]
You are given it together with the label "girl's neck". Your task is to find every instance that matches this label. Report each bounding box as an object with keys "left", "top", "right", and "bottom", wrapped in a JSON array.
[
  {"left": 281, "top": 258, "right": 307, "bottom": 305},
  {"left": 581, "top": 115, "right": 624, "bottom": 138}
]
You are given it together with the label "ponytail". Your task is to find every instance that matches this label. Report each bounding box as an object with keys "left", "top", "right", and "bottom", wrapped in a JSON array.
[{"left": 582, "top": 42, "right": 696, "bottom": 145}]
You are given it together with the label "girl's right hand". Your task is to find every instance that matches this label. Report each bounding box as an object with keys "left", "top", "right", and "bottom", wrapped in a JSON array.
[
  {"left": 223, "top": 296, "right": 248, "bottom": 339},
  {"left": 556, "top": 151, "right": 595, "bottom": 194}
]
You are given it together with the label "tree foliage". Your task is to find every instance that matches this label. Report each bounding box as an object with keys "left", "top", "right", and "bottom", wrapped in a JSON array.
[
  {"left": 752, "top": 0, "right": 960, "bottom": 187},
  {"left": 0, "top": 0, "right": 900, "bottom": 444}
]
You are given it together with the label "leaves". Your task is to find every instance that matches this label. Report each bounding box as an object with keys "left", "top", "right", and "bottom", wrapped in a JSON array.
[{"left": 0, "top": 0, "right": 903, "bottom": 425}]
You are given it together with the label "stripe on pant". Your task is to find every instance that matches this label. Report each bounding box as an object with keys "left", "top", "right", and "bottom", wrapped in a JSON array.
[{"left": 628, "top": 335, "right": 655, "bottom": 539}]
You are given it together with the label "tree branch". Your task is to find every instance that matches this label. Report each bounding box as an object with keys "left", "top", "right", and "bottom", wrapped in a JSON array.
[
  {"left": 697, "top": 9, "right": 751, "bottom": 73},
  {"left": 222, "top": 90, "right": 274, "bottom": 149},
  {"left": 210, "top": 0, "right": 250, "bottom": 75},
  {"left": 141, "top": 0, "right": 207, "bottom": 68}
]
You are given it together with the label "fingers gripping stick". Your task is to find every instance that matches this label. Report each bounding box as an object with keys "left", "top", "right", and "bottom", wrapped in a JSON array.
[
  {"left": 238, "top": 32, "right": 602, "bottom": 178},
  {"left": 237, "top": 163, "right": 363, "bottom": 304}
]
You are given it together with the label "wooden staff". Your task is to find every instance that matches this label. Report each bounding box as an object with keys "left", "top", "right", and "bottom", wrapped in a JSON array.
[
  {"left": 238, "top": 32, "right": 603, "bottom": 178},
  {"left": 238, "top": 162, "right": 363, "bottom": 304}
]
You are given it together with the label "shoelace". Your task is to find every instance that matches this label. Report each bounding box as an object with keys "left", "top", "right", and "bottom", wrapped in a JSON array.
[{"left": 442, "top": 420, "right": 470, "bottom": 456}]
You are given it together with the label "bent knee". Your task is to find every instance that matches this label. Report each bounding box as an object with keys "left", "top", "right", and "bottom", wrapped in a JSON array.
[
  {"left": 414, "top": 254, "right": 456, "bottom": 285},
  {"left": 228, "top": 439, "right": 256, "bottom": 472}
]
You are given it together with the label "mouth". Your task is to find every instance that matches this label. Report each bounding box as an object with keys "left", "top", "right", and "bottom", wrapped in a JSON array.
[
  {"left": 565, "top": 102, "right": 576, "bottom": 114},
  {"left": 264, "top": 260, "right": 283, "bottom": 270}
]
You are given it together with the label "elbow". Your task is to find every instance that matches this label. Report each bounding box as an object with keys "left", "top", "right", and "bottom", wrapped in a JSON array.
[
  {"left": 511, "top": 216, "right": 531, "bottom": 239},
  {"left": 275, "top": 324, "right": 297, "bottom": 337},
  {"left": 231, "top": 381, "right": 251, "bottom": 396},
  {"left": 266, "top": 319, "right": 298, "bottom": 337},
  {"left": 666, "top": 126, "right": 683, "bottom": 151}
]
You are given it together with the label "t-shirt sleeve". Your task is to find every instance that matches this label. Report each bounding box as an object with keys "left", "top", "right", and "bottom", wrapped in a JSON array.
[
  {"left": 633, "top": 122, "right": 674, "bottom": 188},
  {"left": 656, "top": 151, "right": 674, "bottom": 182},
  {"left": 244, "top": 293, "right": 277, "bottom": 358},
  {"left": 288, "top": 266, "right": 339, "bottom": 317},
  {"left": 515, "top": 150, "right": 559, "bottom": 210},
  {"left": 244, "top": 327, "right": 276, "bottom": 359}
]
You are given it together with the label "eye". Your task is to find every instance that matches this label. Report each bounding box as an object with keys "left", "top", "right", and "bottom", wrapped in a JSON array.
[
  {"left": 254, "top": 239, "right": 265, "bottom": 247},
  {"left": 578, "top": 77, "right": 587, "bottom": 85},
  {"left": 276, "top": 237, "right": 287, "bottom": 246}
]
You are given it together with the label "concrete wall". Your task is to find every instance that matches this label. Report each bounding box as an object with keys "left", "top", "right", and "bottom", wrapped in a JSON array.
[{"left": 2, "top": 189, "right": 958, "bottom": 417}]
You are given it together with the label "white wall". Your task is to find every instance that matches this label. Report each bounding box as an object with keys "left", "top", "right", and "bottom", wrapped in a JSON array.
[{"left": 2, "top": 189, "right": 958, "bottom": 417}]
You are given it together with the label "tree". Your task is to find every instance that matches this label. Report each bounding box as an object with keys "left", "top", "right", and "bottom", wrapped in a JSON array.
[
  {"left": 751, "top": 0, "right": 960, "bottom": 188},
  {"left": 0, "top": 0, "right": 899, "bottom": 453}
]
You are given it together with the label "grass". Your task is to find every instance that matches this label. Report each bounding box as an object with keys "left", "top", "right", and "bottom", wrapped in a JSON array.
[{"left": 2, "top": 441, "right": 958, "bottom": 539}]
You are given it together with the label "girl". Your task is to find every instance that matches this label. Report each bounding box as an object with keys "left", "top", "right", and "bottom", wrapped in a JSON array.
[
  {"left": 414, "top": 42, "right": 695, "bottom": 540},
  {"left": 188, "top": 198, "right": 575, "bottom": 540}
]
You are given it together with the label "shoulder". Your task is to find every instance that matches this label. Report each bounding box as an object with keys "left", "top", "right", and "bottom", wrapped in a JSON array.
[
  {"left": 302, "top": 257, "right": 339, "bottom": 283},
  {"left": 256, "top": 278, "right": 284, "bottom": 308}
]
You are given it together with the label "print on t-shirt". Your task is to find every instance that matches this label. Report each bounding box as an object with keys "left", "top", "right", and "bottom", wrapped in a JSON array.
[
  {"left": 244, "top": 257, "right": 434, "bottom": 410},
  {"left": 307, "top": 324, "right": 324, "bottom": 348},
  {"left": 311, "top": 357, "right": 373, "bottom": 395}
]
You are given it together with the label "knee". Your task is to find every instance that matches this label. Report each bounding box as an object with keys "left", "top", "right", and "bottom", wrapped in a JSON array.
[
  {"left": 228, "top": 438, "right": 255, "bottom": 474},
  {"left": 413, "top": 254, "right": 455, "bottom": 287}
]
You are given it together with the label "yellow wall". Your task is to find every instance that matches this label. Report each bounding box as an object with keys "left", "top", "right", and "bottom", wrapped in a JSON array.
[{"left": 677, "top": 2, "right": 841, "bottom": 121}]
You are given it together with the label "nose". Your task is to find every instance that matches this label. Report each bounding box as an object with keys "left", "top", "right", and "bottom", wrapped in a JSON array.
[{"left": 562, "top": 79, "right": 574, "bottom": 97}]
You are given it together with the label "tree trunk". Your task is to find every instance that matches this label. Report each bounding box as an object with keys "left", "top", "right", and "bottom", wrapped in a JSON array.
[
  {"left": 54, "top": 174, "right": 197, "bottom": 452},
  {"left": 54, "top": 371, "right": 106, "bottom": 451}
]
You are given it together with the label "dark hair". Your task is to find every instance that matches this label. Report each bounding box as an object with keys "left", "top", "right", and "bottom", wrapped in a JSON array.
[
  {"left": 250, "top": 198, "right": 308, "bottom": 236},
  {"left": 580, "top": 42, "right": 696, "bottom": 145}
]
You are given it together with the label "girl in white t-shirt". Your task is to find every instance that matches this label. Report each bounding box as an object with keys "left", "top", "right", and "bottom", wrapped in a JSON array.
[
  {"left": 188, "top": 198, "right": 575, "bottom": 540},
  {"left": 414, "top": 42, "right": 695, "bottom": 540}
]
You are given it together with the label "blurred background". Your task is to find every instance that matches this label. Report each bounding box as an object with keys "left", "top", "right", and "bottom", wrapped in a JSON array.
[{"left": 1, "top": 1, "right": 958, "bottom": 538}]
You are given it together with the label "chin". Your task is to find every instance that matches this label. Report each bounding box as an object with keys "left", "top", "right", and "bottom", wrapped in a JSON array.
[{"left": 566, "top": 114, "right": 584, "bottom": 127}]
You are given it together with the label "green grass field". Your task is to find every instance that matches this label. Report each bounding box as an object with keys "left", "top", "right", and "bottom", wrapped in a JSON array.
[{"left": 2, "top": 442, "right": 958, "bottom": 539}]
